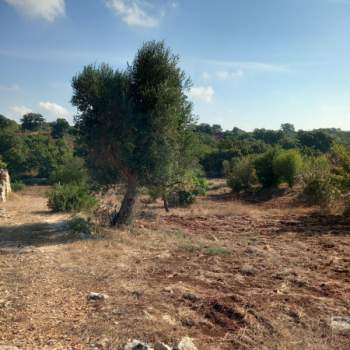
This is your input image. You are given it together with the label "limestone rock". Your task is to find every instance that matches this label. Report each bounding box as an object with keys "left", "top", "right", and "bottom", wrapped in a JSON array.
[
  {"left": 87, "top": 292, "right": 109, "bottom": 301},
  {"left": 0, "top": 346, "right": 20, "bottom": 350},
  {"left": 330, "top": 316, "right": 350, "bottom": 334},
  {"left": 0, "top": 169, "right": 11, "bottom": 202},
  {"left": 154, "top": 342, "right": 172, "bottom": 350},
  {"left": 176, "top": 337, "right": 198, "bottom": 350},
  {"left": 124, "top": 340, "right": 153, "bottom": 350}
]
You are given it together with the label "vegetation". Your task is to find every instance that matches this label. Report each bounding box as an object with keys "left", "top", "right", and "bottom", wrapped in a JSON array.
[
  {"left": 224, "top": 156, "right": 257, "bottom": 193},
  {"left": 72, "top": 41, "right": 195, "bottom": 225},
  {"left": 47, "top": 183, "right": 97, "bottom": 212},
  {"left": 272, "top": 149, "right": 303, "bottom": 187}
]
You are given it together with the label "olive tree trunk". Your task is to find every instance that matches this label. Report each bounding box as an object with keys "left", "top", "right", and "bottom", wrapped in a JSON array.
[{"left": 111, "top": 175, "right": 138, "bottom": 226}]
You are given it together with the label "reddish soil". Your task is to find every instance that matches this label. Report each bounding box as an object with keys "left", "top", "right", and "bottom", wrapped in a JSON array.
[{"left": 0, "top": 183, "right": 349, "bottom": 349}]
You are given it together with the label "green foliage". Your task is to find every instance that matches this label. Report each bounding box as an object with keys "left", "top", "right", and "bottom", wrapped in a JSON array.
[
  {"left": 297, "top": 130, "right": 333, "bottom": 153},
  {"left": 47, "top": 184, "right": 97, "bottom": 212},
  {"left": 254, "top": 149, "right": 280, "bottom": 188},
  {"left": 272, "top": 149, "right": 303, "bottom": 187},
  {"left": 204, "top": 246, "right": 230, "bottom": 256},
  {"left": 21, "top": 113, "right": 46, "bottom": 131},
  {"left": 164, "top": 173, "right": 208, "bottom": 208},
  {"left": 224, "top": 156, "right": 257, "bottom": 193},
  {"left": 68, "top": 217, "right": 92, "bottom": 235},
  {"left": 301, "top": 156, "right": 335, "bottom": 206},
  {"left": 51, "top": 118, "right": 70, "bottom": 139},
  {"left": 0, "top": 157, "right": 7, "bottom": 169},
  {"left": 72, "top": 41, "right": 195, "bottom": 224},
  {"left": 49, "top": 156, "right": 88, "bottom": 185},
  {"left": 11, "top": 180, "right": 26, "bottom": 192}
]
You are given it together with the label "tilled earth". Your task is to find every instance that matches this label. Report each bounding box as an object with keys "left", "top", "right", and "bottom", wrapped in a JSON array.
[{"left": 0, "top": 185, "right": 349, "bottom": 349}]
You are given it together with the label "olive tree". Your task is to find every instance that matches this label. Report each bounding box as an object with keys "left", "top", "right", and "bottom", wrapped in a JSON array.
[{"left": 72, "top": 41, "right": 194, "bottom": 225}]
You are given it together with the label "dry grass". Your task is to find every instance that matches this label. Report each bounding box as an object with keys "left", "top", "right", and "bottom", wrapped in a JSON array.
[{"left": 0, "top": 182, "right": 349, "bottom": 349}]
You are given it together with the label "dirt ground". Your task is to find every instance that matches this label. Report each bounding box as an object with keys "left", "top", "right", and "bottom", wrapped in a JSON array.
[{"left": 0, "top": 183, "right": 349, "bottom": 349}]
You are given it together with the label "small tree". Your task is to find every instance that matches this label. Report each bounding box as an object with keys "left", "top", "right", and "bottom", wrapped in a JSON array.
[
  {"left": 72, "top": 41, "right": 194, "bottom": 225},
  {"left": 272, "top": 149, "right": 303, "bottom": 187},
  {"left": 51, "top": 118, "right": 70, "bottom": 139},
  {"left": 224, "top": 156, "right": 257, "bottom": 193},
  {"left": 254, "top": 148, "right": 279, "bottom": 188},
  {"left": 21, "top": 113, "right": 46, "bottom": 131}
]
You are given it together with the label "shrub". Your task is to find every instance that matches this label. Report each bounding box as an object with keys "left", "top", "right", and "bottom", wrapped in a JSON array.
[
  {"left": 272, "top": 149, "right": 303, "bottom": 187},
  {"left": 254, "top": 149, "right": 279, "bottom": 188},
  {"left": 11, "top": 180, "right": 26, "bottom": 192},
  {"left": 49, "top": 157, "right": 88, "bottom": 185},
  {"left": 47, "top": 184, "right": 97, "bottom": 212},
  {"left": 0, "top": 157, "right": 7, "bottom": 169},
  {"left": 224, "top": 157, "right": 257, "bottom": 193},
  {"left": 301, "top": 156, "right": 336, "bottom": 206},
  {"left": 192, "top": 175, "right": 209, "bottom": 196},
  {"left": 168, "top": 190, "right": 196, "bottom": 207}
]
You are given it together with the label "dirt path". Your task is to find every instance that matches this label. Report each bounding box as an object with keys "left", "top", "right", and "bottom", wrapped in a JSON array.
[{"left": 0, "top": 186, "right": 350, "bottom": 349}]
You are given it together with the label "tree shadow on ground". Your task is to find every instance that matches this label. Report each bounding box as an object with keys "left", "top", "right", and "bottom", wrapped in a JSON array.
[
  {"left": 275, "top": 212, "right": 350, "bottom": 236},
  {"left": 0, "top": 221, "right": 87, "bottom": 248},
  {"left": 207, "top": 187, "right": 290, "bottom": 203}
]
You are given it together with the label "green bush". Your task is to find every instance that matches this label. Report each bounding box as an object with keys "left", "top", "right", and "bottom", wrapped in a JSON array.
[
  {"left": 47, "top": 184, "right": 97, "bottom": 212},
  {"left": 168, "top": 190, "right": 196, "bottom": 207},
  {"left": 11, "top": 180, "right": 26, "bottom": 192},
  {"left": 49, "top": 157, "right": 88, "bottom": 185},
  {"left": 301, "top": 156, "right": 336, "bottom": 206},
  {"left": 0, "top": 157, "right": 7, "bottom": 169},
  {"left": 272, "top": 149, "right": 303, "bottom": 187},
  {"left": 192, "top": 175, "right": 209, "bottom": 196},
  {"left": 224, "top": 157, "right": 257, "bottom": 193},
  {"left": 254, "top": 149, "right": 279, "bottom": 188}
]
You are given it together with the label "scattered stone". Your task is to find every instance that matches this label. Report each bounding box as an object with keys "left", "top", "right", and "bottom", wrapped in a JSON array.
[
  {"left": 175, "top": 337, "right": 198, "bottom": 350},
  {"left": 154, "top": 342, "right": 172, "bottom": 350},
  {"left": 162, "top": 314, "right": 178, "bottom": 326},
  {"left": 240, "top": 264, "right": 257, "bottom": 276},
  {"left": 182, "top": 292, "right": 200, "bottom": 302},
  {"left": 0, "top": 346, "right": 20, "bottom": 350},
  {"left": 87, "top": 292, "right": 109, "bottom": 301},
  {"left": 330, "top": 316, "right": 350, "bottom": 334},
  {"left": 163, "top": 286, "right": 174, "bottom": 294},
  {"left": 124, "top": 339, "right": 153, "bottom": 350}
]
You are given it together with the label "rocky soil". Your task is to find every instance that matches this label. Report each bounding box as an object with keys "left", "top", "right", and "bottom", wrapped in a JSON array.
[{"left": 0, "top": 183, "right": 349, "bottom": 349}]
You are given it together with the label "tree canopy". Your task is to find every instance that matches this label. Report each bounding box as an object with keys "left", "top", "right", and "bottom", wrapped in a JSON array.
[{"left": 72, "top": 41, "right": 195, "bottom": 225}]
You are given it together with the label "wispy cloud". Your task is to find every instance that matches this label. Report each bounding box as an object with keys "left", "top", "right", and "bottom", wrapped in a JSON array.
[
  {"left": 0, "top": 83, "right": 20, "bottom": 92},
  {"left": 8, "top": 105, "right": 32, "bottom": 118},
  {"left": 203, "top": 59, "right": 290, "bottom": 74},
  {"left": 216, "top": 69, "right": 244, "bottom": 81},
  {"left": 39, "top": 101, "right": 70, "bottom": 118},
  {"left": 4, "top": 0, "right": 65, "bottom": 22},
  {"left": 188, "top": 86, "right": 214, "bottom": 103},
  {"left": 106, "top": 0, "right": 159, "bottom": 28}
]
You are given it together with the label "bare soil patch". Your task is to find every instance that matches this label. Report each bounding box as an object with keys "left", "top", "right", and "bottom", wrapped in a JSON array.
[{"left": 0, "top": 183, "right": 349, "bottom": 349}]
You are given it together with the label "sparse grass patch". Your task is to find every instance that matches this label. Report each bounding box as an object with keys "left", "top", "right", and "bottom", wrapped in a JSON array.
[
  {"left": 203, "top": 246, "right": 230, "bottom": 256},
  {"left": 68, "top": 216, "right": 92, "bottom": 234},
  {"left": 11, "top": 180, "right": 26, "bottom": 192},
  {"left": 177, "top": 243, "right": 201, "bottom": 253}
]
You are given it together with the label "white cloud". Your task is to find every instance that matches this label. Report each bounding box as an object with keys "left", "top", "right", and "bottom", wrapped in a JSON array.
[
  {"left": 202, "top": 72, "right": 210, "bottom": 80},
  {"left": 106, "top": 0, "right": 158, "bottom": 28},
  {"left": 39, "top": 101, "right": 70, "bottom": 118},
  {"left": 188, "top": 86, "right": 214, "bottom": 103},
  {"left": 216, "top": 69, "right": 244, "bottom": 80},
  {"left": 203, "top": 59, "right": 290, "bottom": 74},
  {"left": 4, "top": 0, "right": 65, "bottom": 22},
  {"left": 9, "top": 105, "right": 32, "bottom": 118},
  {"left": 0, "top": 84, "right": 20, "bottom": 92}
]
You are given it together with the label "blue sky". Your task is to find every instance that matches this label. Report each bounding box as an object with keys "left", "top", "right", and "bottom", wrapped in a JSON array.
[{"left": 1, "top": 0, "right": 350, "bottom": 130}]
